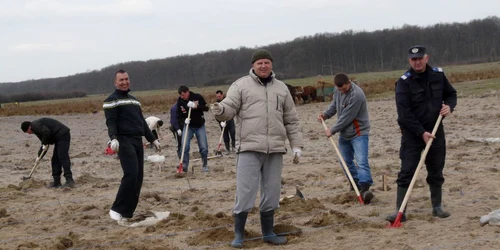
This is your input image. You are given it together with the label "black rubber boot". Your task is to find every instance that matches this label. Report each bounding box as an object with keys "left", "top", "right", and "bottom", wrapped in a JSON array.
[
  {"left": 225, "top": 142, "right": 231, "bottom": 155},
  {"left": 430, "top": 185, "right": 450, "bottom": 218},
  {"left": 231, "top": 212, "right": 248, "bottom": 248},
  {"left": 202, "top": 158, "right": 209, "bottom": 172},
  {"left": 386, "top": 186, "right": 408, "bottom": 222},
  {"left": 63, "top": 175, "right": 76, "bottom": 188},
  {"left": 260, "top": 210, "right": 287, "bottom": 245},
  {"left": 48, "top": 176, "right": 62, "bottom": 188},
  {"left": 360, "top": 183, "right": 374, "bottom": 204}
]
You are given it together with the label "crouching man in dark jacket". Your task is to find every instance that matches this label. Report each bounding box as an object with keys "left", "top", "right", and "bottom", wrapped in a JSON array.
[{"left": 21, "top": 118, "right": 75, "bottom": 188}]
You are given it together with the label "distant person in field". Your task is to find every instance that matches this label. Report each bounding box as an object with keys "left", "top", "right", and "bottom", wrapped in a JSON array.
[
  {"left": 318, "top": 73, "right": 374, "bottom": 204},
  {"left": 169, "top": 103, "right": 182, "bottom": 159},
  {"left": 211, "top": 49, "right": 303, "bottom": 248},
  {"left": 386, "top": 45, "right": 457, "bottom": 223},
  {"left": 103, "top": 69, "right": 161, "bottom": 222},
  {"left": 145, "top": 116, "right": 164, "bottom": 147},
  {"left": 176, "top": 85, "right": 210, "bottom": 172},
  {"left": 215, "top": 90, "right": 236, "bottom": 154},
  {"left": 21, "top": 118, "right": 75, "bottom": 188}
]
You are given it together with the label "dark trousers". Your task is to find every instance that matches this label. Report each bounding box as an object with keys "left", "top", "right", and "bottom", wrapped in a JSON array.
[
  {"left": 170, "top": 127, "right": 182, "bottom": 159},
  {"left": 221, "top": 119, "right": 236, "bottom": 150},
  {"left": 51, "top": 132, "right": 72, "bottom": 178},
  {"left": 111, "top": 136, "right": 144, "bottom": 218},
  {"left": 397, "top": 127, "right": 446, "bottom": 188}
]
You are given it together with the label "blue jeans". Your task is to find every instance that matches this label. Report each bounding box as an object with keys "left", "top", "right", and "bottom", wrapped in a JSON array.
[
  {"left": 338, "top": 135, "right": 373, "bottom": 185},
  {"left": 181, "top": 124, "right": 208, "bottom": 171}
]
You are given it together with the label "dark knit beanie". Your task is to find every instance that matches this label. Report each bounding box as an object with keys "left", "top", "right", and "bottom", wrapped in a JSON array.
[
  {"left": 251, "top": 49, "right": 273, "bottom": 63},
  {"left": 21, "top": 121, "right": 31, "bottom": 132}
]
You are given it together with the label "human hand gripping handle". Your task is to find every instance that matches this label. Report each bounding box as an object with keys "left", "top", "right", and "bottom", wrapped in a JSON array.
[
  {"left": 187, "top": 101, "right": 197, "bottom": 109},
  {"left": 177, "top": 129, "right": 182, "bottom": 136},
  {"left": 152, "top": 139, "right": 161, "bottom": 152},
  {"left": 37, "top": 145, "right": 49, "bottom": 160},
  {"left": 292, "top": 147, "right": 301, "bottom": 164},
  {"left": 220, "top": 121, "right": 226, "bottom": 128},
  {"left": 110, "top": 139, "right": 119, "bottom": 153},
  {"left": 211, "top": 103, "right": 223, "bottom": 116}
]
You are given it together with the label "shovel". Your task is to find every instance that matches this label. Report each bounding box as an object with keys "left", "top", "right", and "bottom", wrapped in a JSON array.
[
  {"left": 177, "top": 107, "right": 192, "bottom": 174},
  {"left": 387, "top": 115, "right": 443, "bottom": 228},
  {"left": 22, "top": 146, "right": 49, "bottom": 180},
  {"left": 321, "top": 118, "right": 364, "bottom": 204},
  {"left": 216, "top": 125, "right": 225, "bottom": 155}
]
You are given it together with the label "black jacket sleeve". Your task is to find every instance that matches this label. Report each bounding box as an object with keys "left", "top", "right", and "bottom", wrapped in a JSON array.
[
  {"left": 104, "top": 97, "right": 119, "bottom": 140},
  {"left": 442, "top": 75, "right": 457, "bottom": 112}
]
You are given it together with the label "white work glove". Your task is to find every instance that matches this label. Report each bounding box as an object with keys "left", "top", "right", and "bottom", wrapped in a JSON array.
[
  {"left": 185, "top": 118, "right": 191, "bottom": 125},
  {"left": 211, "top": 103, "right": 223, "bottom": 115},
  {"left": 110, "top": 139, "right": 119, "bottom": 153},
  {"left": 292, "top": 147, "right": 302, "bottom": 164},
  {"left": 152, "top": 139, "right": 161, "bottom": 152},
  {"left": 42, "top": 144, "right": 48, "bottom": 151},
  {"left": 220, "top": 121, "right": 226, "bottom": 128},
  {"left": 177, "top": 129, "right": 182, "bottom": 136},
  {"left": 187, "top": 101, "right": 197, "bottom": 109}
]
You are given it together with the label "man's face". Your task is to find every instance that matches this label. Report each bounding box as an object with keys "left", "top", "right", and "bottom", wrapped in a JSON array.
[
  {"left": 26, "top": 126, "right": 33, "bottom": 135},
  {"left": 335, "top": 82, "right": 351, "bottom": 94},
  {"left": 252, "top": 59, "right": 273, "bottom": 78},
  {"left": 180, "top": 91, "right": 190, "bottom": 100},
  {"left": 215, "top": 93, "right": 223, "bottom": 101},
  {"left": 114, "top": 72, "right": 130, "bottom": 91},
  {"left": 408, "top": 55, "right": 429, "bottom": 73}
]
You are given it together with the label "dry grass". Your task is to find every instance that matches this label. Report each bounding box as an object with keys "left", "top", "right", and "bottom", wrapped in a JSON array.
[{"left": 2, "top": 61, "right": 500, "bottom": 116}]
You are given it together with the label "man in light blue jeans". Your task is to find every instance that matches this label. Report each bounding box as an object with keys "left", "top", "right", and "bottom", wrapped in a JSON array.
[
  {"left": 318, "top": 73, "right": 374, "bottom": 204},
  {"left": 180, "top": 124, "right": 209, "bottom": 172},
  {"left": 176, "top": 85, "right": 210, "bottom": 173}
]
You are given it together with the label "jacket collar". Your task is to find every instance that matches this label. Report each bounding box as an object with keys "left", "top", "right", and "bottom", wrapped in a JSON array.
[
  {"left": 114, "top": 88, "right": 130, "bottom": 96},
  {"left": 249, "top": 69, "right": 275, "bottom": 86}
]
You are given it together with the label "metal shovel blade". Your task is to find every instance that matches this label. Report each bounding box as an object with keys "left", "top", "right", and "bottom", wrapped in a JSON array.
[{"left": 295, "top": 187, "right": 305, "bottom": 200}]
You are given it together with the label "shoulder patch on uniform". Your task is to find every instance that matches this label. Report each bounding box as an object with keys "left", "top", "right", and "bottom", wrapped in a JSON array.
[
  {"left": 432, "top": 67, "right": 443, "bottom": 72},
  {"left": 400, "top": 71, "right": 412, "bottom": 80}
]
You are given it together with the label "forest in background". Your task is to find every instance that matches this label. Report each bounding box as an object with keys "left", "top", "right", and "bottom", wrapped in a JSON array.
[{"left": 0, "top": 16, "right": 499, "bottom": 103}]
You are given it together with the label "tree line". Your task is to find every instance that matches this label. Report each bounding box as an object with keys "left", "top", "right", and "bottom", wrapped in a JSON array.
[{"left": 0, "top": 16, "right": 499, "bottom": 102}]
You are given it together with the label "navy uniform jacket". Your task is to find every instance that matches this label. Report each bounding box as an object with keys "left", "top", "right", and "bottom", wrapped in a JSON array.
[
  {"left": 103, "top": 89, "right": 155, "bottom": 142},
  {"left": 395, "top": 65, "right": 457, "bottom": 137}
]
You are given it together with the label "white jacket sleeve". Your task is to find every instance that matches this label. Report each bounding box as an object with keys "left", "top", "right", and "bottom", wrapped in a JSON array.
[{"left": 215, "top": 83, "right": 240, "bottom": 121}]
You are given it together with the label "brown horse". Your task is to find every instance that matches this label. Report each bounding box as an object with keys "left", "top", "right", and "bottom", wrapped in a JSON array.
[{"left": 296, "top": 85, "right": 317, "bottom": 103}]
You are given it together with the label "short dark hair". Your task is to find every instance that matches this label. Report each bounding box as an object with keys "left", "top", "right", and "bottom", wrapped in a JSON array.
[
  {"left": 178, "top": 85, "right": 189, "bottom": 94},
  {"left": 157, "top": 120, "right": 164, "bottom": 127},
  {"left": 21, "top": 121, "right": 31, "bottom": 132},
  {"left": 115, "top": 69, "right": 127, "bottom": 79},
  {"left": 334, "top": 73, "right": 350, "bottom": 87},
  {"left": 216, "top": 90, "right": 223, "bottom": 95}
]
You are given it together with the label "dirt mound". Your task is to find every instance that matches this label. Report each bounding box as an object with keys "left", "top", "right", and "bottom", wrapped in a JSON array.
[
  {"left": 0, "top": 184, "right": 21, "bottom": 192},
  {"left": 76, "top": 173, "right": 107, "bottom": 184},
  {"left": 17, "top": 179, "right": 45, "bottom": 190},
  {"left": 279, "top": 196, "right": 325, "bottom": 212},
  {"left": 274, "top": 223, "right": 303, "bottom": 236},
  {"left": 156, "top": 211, "right": 233, "bottom": 232},
  {"left": 306, "top": 210, "right": 382, "bottom": 229},
  {"left": 186, "top": 227, "right": 233, "bottom": 246},
  {"left": 323, "top": 192, "right": 358, "bottom": 204}
]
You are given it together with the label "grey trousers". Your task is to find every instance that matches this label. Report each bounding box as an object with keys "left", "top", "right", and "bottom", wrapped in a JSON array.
[{"left": 233, "top": 152, "right": 283, "bottom": 214}]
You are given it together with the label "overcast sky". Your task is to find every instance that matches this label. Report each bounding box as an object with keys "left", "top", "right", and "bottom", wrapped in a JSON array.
[{"left": 0, "top": 0, "right": 498, "bottom": 83}]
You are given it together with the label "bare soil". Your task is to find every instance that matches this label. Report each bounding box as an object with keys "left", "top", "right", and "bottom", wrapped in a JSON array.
[{"left": 1, "top": 95, "right": 500, "bottom": 249}]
